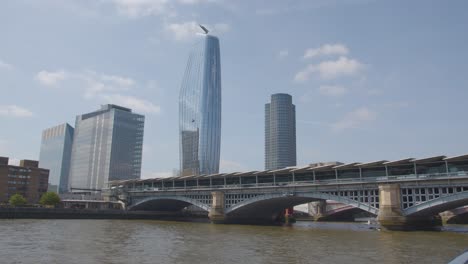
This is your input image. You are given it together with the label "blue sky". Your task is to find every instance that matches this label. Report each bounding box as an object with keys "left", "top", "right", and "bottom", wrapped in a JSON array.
[{"left": 1, "top": 0, "right": 468, "bottom": 178}]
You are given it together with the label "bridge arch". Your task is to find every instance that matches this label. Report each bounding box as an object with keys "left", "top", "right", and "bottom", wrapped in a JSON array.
[
  {"left": 403, "top": 191, "right": 468, "bottom": 217},
  {"left": 225, "top": 192, "right": 379, "bottom": 219},
  {"left": 128, "top": 196, "right": 211, "bottom": 212}
]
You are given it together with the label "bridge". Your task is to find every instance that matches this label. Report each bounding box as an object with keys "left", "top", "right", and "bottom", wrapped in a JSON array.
[{"left": 108, "top": 154, "right": 468, "bottom": 230}]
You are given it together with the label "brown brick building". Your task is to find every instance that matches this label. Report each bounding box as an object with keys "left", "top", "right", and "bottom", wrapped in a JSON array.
[{"left": 0, "top": 157, "right": 49, "bottom": 204}]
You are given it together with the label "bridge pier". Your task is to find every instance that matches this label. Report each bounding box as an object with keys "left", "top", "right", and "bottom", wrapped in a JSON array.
[
  {"left": 377, "top": 184, "right": 407, "bottom": 230},
  {"left": 377, "top": 184, "right": 440, "bottom": 230},
  {"left": 308, "top": 200, "right": 327, "bottom": 221},
  {"left": 208, "top": 191, "right": 225, "bottom": 223}
]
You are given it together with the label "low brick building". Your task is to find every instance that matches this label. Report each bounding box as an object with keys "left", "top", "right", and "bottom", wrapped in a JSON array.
[{"left": 0, "top": 157, "right": 49, "bottom": 204}]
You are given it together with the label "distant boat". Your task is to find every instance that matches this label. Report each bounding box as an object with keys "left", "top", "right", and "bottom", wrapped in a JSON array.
[{"left": 447, "top": 250, "right": 468, "bottom": 264}]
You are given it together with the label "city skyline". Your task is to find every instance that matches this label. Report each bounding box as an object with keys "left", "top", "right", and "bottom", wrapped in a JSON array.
[{"left": 1, "top": 1, "right": 468, "bottom": 178}]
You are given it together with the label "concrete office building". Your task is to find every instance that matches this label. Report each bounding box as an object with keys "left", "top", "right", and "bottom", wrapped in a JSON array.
[
  {"left": 68, "top": 104, "right": 144, "bottom": 191},
  {"left": 265, "top": 93, "right": 296, "bottom": 170},
  {"left": 0, "top": 157, "right": 49, "bottom": 203},
  {"left": 39, "top": 123, "right": 74, "bottom": 193}
]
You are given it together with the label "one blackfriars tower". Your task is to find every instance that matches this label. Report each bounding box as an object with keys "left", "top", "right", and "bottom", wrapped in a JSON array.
[
  {"left": 265, "top": 93, "right": 296, "bottom": 170},
  {"left": 179, "top": 27, "right": 221, "bottom": 176}
]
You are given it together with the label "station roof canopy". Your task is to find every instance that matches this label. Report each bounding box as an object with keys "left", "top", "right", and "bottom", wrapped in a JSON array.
[
  {"left": 160, "top": 176, "right": 177, "bottom": 181},
  {"left": 234, "top": 171, "right": 258, "bottom": 177},
  {"left": 253, "top": 170, "right": 271, "bottom": 175},
  {"left": 412, "top": 155, "right": 446, "bottom": 164},
  {"left": 268, "top": 167, "right": 296, "bottom": 174},
  {"left": 384, "top": 158, "right": 414, "bottom": 166},
  {"left": 308, "top": 164, "right": 336, "bottom": 171},
  {"left": 357, "top": 160, "right": 388, "bottom": 168},
  {"left": 221, "top": 172, "right": 239, "bottom": 177},
  {"left": 290, "top": 165, "right": 313, "bottom": 173},
  {"left": 444, "top": 154, "right": 468, "bottom": 162},
  {"left": 178, "top": 175, "right": 196, "bottom": 179},
  {"left": 333, "top": 162, "right": 361, "bottom": 170},
  {"left": 208, "top": 173, "right": 225, "bottom": 178}
]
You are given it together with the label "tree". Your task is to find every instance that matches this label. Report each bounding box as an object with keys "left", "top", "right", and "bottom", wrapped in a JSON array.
[
  {"left": 39, "top": 192, "right": 61, "bottom": 207},
  {"left": 9, "top": 193, "right": 27, "bottom": 206}
]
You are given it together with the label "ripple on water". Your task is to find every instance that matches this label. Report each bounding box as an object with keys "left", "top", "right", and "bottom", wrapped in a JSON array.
[{"left": 0, "top": 220, "right": 467, "bottom": 264}]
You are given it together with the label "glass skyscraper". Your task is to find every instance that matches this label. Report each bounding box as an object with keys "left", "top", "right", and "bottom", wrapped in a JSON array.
[
  {"left": 68, "top": 104, "right": 144, "bottom": 191},
  {"left": 265, "top": 93, "right": 296, "bottom": 170},
  {"left": 38, "top": 123, "right": 74, "bottom": 193},
  {"left": 179, "top": 34, "right": 221, "bottom": 176}
]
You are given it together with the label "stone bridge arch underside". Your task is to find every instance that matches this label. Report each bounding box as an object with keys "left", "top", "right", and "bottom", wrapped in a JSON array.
[
  {"left": 126, "top": 192, "right": 379, "bottom": 223},
  {"left": 128, "top": 196, "right": 211, "bottom": 212},
  {"left": 403, "top": 191, "right": 468, "bottom": 217},
  {"left": 223, "top": 192, "right": 379, "bottom": 223}
]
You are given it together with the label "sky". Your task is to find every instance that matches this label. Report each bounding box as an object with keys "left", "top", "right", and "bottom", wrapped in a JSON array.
[{"left": 1, "top": 0, "right": 468, "bottom": 178}]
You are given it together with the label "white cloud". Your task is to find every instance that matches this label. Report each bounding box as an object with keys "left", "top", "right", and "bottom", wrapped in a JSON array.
[
  {"left": 0, "top": 105, "right": 34, "bottom": 118},
  {"left": 100, "top": 94, "right": 161, "bottom": 114},
  {"left": 316, "top": 56, "right": 363, "bottom": 79},
  {"left": 80, "top": 71, "right": 135, "bottom": 98},
  {"left": 278, "top": 49, "right": 289, "bottom": 59},
  {"left": 303, "top": 43, "right": 349, "bottom": 59},
  {"left": 318, "top": 85, "right": 347, "bottom": 96},
  {"left": 0, "top": 59, "right": 13, "bottom": 70},
  {"left": 108, "top": 0, "right": 220, "bottom": 18},
  {"left": 165, "top": 21, "right": 230, "bottom": 41},
  {"left": 100, "top": 74, "right": 135, "bottom": 87},
  {"left": 332, "top": 107, "right": 377, "bottom": 131},
  {"left": 110, "top": 0, "right": 170, "bottom": 18},
  {"left": 220, "top": 159, "right": 245, "bottom": 173},
  {"left": 35, "top": 69, "right": 160, "bottom": 114},
  {"left": 35, "top": 70, "right": 68, "bottom": 87},
  {"left": 294, "top": 56, "right": 364, "bottom": 82}
]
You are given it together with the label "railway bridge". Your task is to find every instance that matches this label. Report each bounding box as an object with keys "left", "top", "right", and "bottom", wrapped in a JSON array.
[{"left": 108, "top": 154, "right": 468, "bottom": 230}]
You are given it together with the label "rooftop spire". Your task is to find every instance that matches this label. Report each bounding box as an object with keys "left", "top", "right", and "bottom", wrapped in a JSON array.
[{"left": 199, "top": 24, "right": 209, "bottom": 34}]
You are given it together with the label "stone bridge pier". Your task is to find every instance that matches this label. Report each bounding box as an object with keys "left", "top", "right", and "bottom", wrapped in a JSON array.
[
  {"left": 308, "top": 201, "right": 327, "bottom": 221},
  {"left": 208, "top": 191, "right": 225, "bottom": 223},
  {"left": 377, "top": 184, "right": 440, "bottom": 230}
]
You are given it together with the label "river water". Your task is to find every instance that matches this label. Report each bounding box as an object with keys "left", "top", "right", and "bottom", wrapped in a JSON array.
[{"left": 0, "top": 219, "right": 466, "bottom": 264}]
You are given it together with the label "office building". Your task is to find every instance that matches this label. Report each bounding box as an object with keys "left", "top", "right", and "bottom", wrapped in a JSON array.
[
  {"left": 0, "top": 157, "right": 49, "bottom": 203},
  {"left": 179, "top": 32, "right": 221, "bottom": 176},
  {"left": 39, "top": 123, "right": 74, "bottom": 193},
  {"left": 68, "top": 104, "right": 144, "bottom": 191},
  {"left": 265, "top": 93, "right": 296, "bottom": 170}
]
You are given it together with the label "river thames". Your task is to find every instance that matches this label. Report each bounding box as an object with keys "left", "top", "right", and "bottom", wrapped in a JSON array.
[{"left": 0, "top": 219, "right": 466, "bottom": 264}]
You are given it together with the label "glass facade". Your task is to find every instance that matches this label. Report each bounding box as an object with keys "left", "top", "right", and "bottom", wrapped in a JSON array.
[
  {"left": 68, "top": 104, "right": 144, "bottom": 191},
  {"left": 265, "top": 94, "right": 296, "bottom": 170},
  {"left": 38, "top": 123, "right": 74, "bottom": 193},
  {"left": 179, "top": 34, "right": 221, "bottom": 176}
]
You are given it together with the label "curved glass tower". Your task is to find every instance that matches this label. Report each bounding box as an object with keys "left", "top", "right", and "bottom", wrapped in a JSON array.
[{"left": 179, "top": 34, "right": 221, "bottom": 176}]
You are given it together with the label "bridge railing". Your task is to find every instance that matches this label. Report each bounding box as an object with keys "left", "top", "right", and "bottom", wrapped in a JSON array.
[{"left": 120, "top": 171, "right": 468, "bottom": 193}]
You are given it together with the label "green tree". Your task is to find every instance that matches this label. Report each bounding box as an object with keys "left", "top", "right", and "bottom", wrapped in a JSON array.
[
  {"left": 9, "top": 193, "right": 27, "bottom": 206},
  {"left": 39, "top": 192, "right": 61, "bottom": 207}
]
